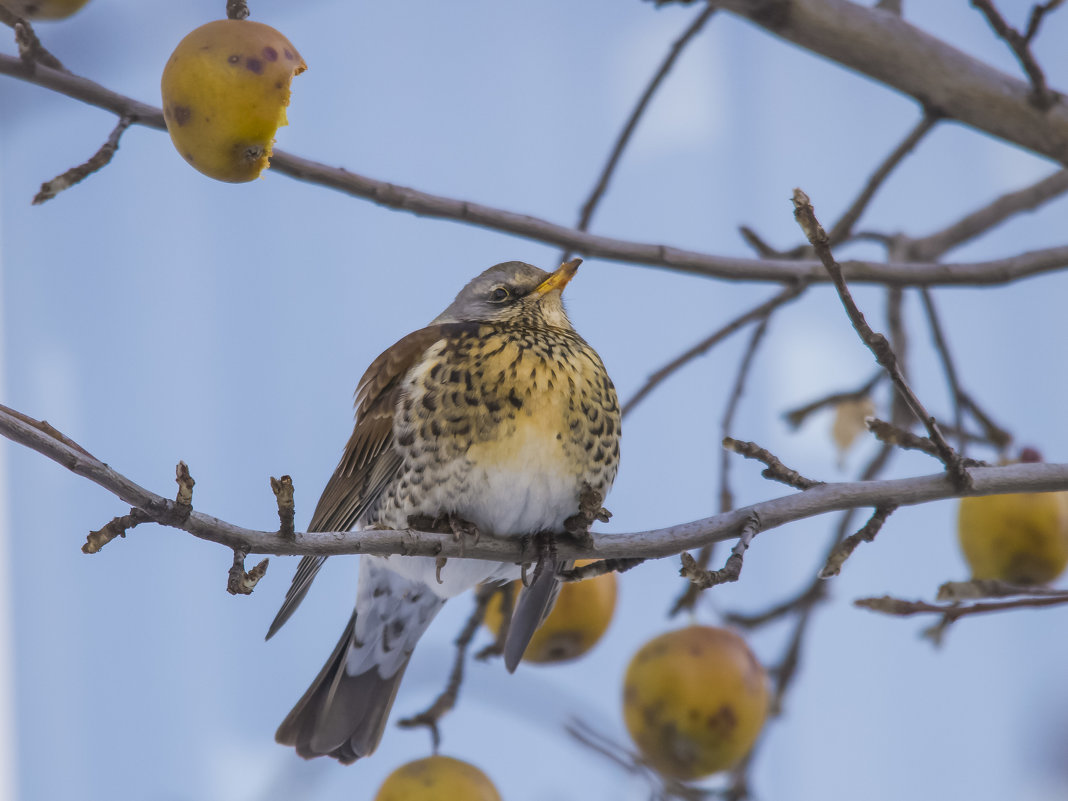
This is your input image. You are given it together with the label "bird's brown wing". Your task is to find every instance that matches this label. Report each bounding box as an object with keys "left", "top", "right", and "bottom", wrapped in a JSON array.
[{"left": 265, "top": 323, "right": 475, "bottom": 640}]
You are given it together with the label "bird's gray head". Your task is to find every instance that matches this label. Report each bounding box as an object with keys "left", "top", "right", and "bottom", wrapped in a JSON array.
[{"left": 432, "top": 260, "right": 579, "bottom": 328}]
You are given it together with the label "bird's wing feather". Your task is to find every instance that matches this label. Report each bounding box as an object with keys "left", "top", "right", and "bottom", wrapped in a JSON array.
[{"left": 265, "top": 324, "right": 474, "bottom": 640}]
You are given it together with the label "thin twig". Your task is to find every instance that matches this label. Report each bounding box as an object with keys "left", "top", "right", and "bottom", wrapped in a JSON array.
[
  {"left": 623, "top": 282, "right": 805, "bottom": 418},
  {"left": 397, "top": 585, "right": 496, "bottom": 749},
  {"left": 784, "top": 372, "right": 883, "bottom": 429},
  {"left": 670, "top": 318, "right": 772, "bottom": 617},
  {"left": 827, "top": 112, "right": 940, "bottom": 245},
  {"left": 855, "top": 593, "right": 1068, "bottom": 622},
  {"left": 563, "top": 2, "right": 716, "bottom": 262},
  {"left": 33, "top": 116, "right": 133, "bottom": 205},
  {"left": 865, "top": 418, "right": 989, "bottom": 467},
  {"left": 676, "top": 515, "right": 759, "bottom": 590},
  {"left": 959, "top": 392, "right": 1013, "bottom": 452},
  {"left": 792, "top": 189, "right": 969, "bottom": 489},
  {"left": 818, "top": 504, "right": 898, "bottom": 578},
  {"left": 0, "top": 9, "right": 64, "bottom": 71},
  {"left": 971, "top": 0, "right": 1059, "bottom": 109},
  {"left": 918, "top": 288, "right": 966, "bottom": 452},
  {"left": 722, "top": 438, "right": 823, "bottom": 490}
]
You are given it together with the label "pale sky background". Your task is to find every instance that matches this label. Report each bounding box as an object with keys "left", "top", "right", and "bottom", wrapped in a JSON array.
[{"left": 3, "top": 2, "right": 1068, "bottom": 800}]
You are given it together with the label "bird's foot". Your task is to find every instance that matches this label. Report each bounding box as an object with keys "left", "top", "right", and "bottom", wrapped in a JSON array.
[{"left": 407, "top": 513, "right": 482, "bottom": 554}]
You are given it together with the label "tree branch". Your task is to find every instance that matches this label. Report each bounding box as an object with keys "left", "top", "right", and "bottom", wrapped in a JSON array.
[
  {"left": 3, "top": 52, "right": 1068, "bottom": 287},
  {"left": 6, "top": 402, "right": 1068, "bottom": 563},
  {"left": 712, "top": 0, "right": 1068, "bottom": 164}
]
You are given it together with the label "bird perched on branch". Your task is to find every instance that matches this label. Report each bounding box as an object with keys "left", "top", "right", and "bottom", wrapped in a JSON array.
[{"left": 269, "top": 259, "right": 620, "bottom": 763}]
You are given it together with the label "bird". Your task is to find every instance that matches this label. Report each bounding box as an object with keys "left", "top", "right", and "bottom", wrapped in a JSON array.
[{"left": 269, "top": 259, "right": 621, "bottom": 763}]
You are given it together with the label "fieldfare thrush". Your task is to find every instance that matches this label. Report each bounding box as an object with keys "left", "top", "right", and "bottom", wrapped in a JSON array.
[{"left": 269, "top": 259, "right": 620, "bottom": 763}]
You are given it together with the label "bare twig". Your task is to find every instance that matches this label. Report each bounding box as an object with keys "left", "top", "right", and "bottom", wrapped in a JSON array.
[
  {"left": 936, "top": 578, "right": 1068, "bottom": 602},
  {"left": 855, "top": 593, "right": 1068, "bottom": 624},
  {"left": 865, "top": 418, "right": 989, "bottom": 467},
  {"left": 677, "top": 515, "right": 759, "bottom": 589},
  {"left": 397, "top": 585, "right": 496, "bottom": 748},
  {"left": 722, "top": 437, "right": 823, "bottom": 490},
  {"left": 0, "top": 9, "right": 64, "bottom": 71},
  {"left": 918, "top": 288, "right": 966, "bottom": 451},
  {"left": 82, "top": 508, "right": 152, "bottom": 554},
  {"left": 33, "top": 116, "right": 133, "bottom": 205},
  {"left": 563, "top": 2, "right": 715, "bottom": 262},
  {"left": 793, "top": 189, "right": 969, "bottom": 489},
  {"left": 725, "top": 582, "right": 826, "bottom": 628},
  {"left": 623, "top": 283, "right": 805, "bottom": 418},
  {"left": 959, "top": 392, "right": 1014, "bottom": 452},
  {"left": 784, "top": 372, "right": 883, "bottom": 429},
  {"left": 2, "top": 54, "right": 1068, "bottom": 287},
  {"left": 669, "top": 319, "right": 772, "bottom": 617},
  {"left": 1024, "top": 0, "right": 1065, "bottom": 41},
  {"left": 818, "top": 504, "right": 898, "bottom": 578},
  {"left": 971, "top": 0, "right": 1060, "bottom": 109},
  {"left": 827, "top": 112, "right": 940, "bottom": 245}
]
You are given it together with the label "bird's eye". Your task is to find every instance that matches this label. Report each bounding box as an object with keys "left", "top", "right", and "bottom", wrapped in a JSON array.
[{"left": 489, "top": 286, "right": 510, "bottom": 302}]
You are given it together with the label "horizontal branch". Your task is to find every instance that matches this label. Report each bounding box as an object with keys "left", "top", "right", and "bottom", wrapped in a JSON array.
[
  {"left": 6, "top": 403, "right": 1068, "bottom": 564},
  {"left": 3, "top": 53, "right": 1068, "bottom": 287},
  {"left": 714, "top": 0, "right": 1068, "bottom": 165}
]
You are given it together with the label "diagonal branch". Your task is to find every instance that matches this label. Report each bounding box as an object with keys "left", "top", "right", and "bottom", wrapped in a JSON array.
[
  {"left": 827, "top": 112, "right": 940, "bottom": 245},
  {"left": 971, "top": 0, "right": 1060, "bottom": 110},
  {"left": 569, "top": 2, "right": 716, "bottom": 246},
  {"left": 622, "top": 282, "right": 805, "bottom": 417},
  {"left": 792, "top": 189, "right": 968, "bottom": 488}
]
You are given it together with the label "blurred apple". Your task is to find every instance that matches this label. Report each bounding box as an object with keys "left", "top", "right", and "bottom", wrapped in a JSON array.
[{"left": 623, "top": 625, "right": 769, "bottom": 780}]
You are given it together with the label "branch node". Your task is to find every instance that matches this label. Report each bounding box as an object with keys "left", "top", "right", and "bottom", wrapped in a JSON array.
[
  {"left": 227, "top": 548, "right": 269, "bottom": 595},
  {"left": 174, "top": 461, "right": 195, "bottom": 519},
  {"left": 270, "top": 475, "right": 295, "bottom": 538},
  {"left": 226, "top": 0, "right": 250, "bottom": 20}
]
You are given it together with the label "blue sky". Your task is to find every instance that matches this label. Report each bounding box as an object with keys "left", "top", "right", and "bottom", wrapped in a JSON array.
[{"left": 3, "top": 2, "right": 1068, "bottom": 800}]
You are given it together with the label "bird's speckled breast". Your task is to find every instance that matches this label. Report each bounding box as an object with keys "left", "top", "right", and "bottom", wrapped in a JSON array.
[{"left": 375, "top": 322, "right": 620, "bottom": 540}]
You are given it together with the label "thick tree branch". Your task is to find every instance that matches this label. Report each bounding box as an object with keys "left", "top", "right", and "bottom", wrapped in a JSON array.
[
  {"left": 3, "top": 53, "right": 1068, "bottom": 287},
  {"left": 6, "top": 402, "right": 1068, "bottom": 564},
  {"left": 712, "top": 0, "right": 1068, "bottom": 164}
]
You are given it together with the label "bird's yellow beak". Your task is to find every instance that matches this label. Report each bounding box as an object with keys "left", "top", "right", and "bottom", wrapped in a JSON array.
[{"left": 534, "top": 259, "right": 581, "bottom": 296}]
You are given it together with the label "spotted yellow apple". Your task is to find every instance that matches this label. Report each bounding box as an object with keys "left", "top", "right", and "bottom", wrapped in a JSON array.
[
  {"left": 623, "top": 625, "right": 769, "bottom": 780},
  {"left": 161, "top": 19, "right": 305, "bottom": 182}
]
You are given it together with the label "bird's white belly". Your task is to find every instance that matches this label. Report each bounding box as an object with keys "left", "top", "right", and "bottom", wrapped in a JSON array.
[{"left": 374, "top": 416, "right": 579, "bottom": 599}]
